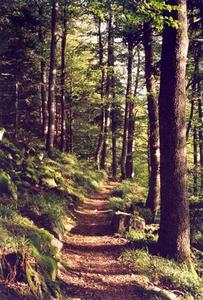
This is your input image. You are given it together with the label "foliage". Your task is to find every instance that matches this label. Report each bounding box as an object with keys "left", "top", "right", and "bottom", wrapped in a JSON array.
[
  {"left": 123, "top": 249, "right": 203, "bottom": 299},
  {"left": 0, "top": 137, "right": 105, "bottom": 298},
  {"left": 109, "top": 180, "right": 147, "bottom": 212}
]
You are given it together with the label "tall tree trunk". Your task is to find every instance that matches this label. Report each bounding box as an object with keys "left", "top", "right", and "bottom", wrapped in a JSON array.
[
  {"left": 126, "top": 48, "right": 140, "bottom": 179},
  {"left": 60, "top": 6, "right": 67, "bottom": 152},
  {"left": 193, "top": 127, "right": 198, "bottom": 195},
  {"left": 111, "top": 96, "right": 117, "bottom": 178},
  {"left": 158, "top": 0, "right": 191, "bottom": 262},
  {"left": 101, "top": 9, "right": 114, "bottom": 171},
  {"left": 186, "top": 98, "right": 194, "bottom": 141},
  {"left": 46, "top": 0, "right": 58, "bottom": 154},
  {"left": 198, "top": 98, "right": 203, "bottom": 190},
  {"left": 143, "top": 22, "right": 160, "bottom": 216},
  {"left": 121, "top": 40, "right": 133, "bottom": 179},
  {"left": 100, "top": 106, "right": 110, "bottom": 170},
  {"left": 95, "top": 18, "right": 105, "bottom": 169},
  {"left": 67, "top": 88, "right": 73, "bottom": 152},
  {"left": 38, "top": 6, "right": 48, "bottom": 139},
  {"left": 15, "top": 80, "right": 19, "bottom": 140}
]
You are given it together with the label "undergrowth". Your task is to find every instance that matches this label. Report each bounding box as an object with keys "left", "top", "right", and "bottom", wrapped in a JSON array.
[
  {"left": 123, "top": 249, "right": 203, "bottom": 299},
  {"left": 0, "top": 137, "right": 106, "bottom": 299}
]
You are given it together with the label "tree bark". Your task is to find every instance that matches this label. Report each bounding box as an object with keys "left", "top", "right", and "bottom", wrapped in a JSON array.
[
  {"left": 198, "top": 98, "right": 203, "bottom": 190},
  {"left": 15, "top": 80, "right": 19, "bottom": 140},
  {"left": 38, "top": 5, "right": 48, "bottom": 139},
  {"left": 95, "top": 18, "right": 105, "bottom": 169},
  {"left": 125, "top": 48, "right": 140, "bottom": 179},
  {"left": 46, "top": 0, "right": 58, "bottom": 154},
  {"left": 193, "top": 127, "right": 198, "bottom": 195},
  {"left": 60, "top": 5, "right": 67, "bottom": 152},
  {"left": 143, "top": 22, "right": 160, "bottom": 216},
  {"left": 101, "top": 9, "right": 114, "bottom": 171},
  {"left": 158, "top": 0, "right": 191, "bottom": 262},
  {"left": 67, "top": 88, "right": 73, "bottom": 153},
  {"left": 121, "top": 40, "right": 133, "bottom": 179}
]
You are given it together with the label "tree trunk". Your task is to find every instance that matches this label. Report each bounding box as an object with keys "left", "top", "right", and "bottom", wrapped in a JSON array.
[
  {"left": 193, "top": 127, "right": 198, "bottom": 195},
  {"left": 111, "top": 100, "right": 117, "bottom": 178},
  {"left": 100, "top": 106, "right": 110, "bottom": 170},
  {"left": 15, "top": 80, "right": 19, "bottom": 140},
  {"left": 158, "top": 0, "right": 191, "bottom": 262},
  {"left": 67, "top": 89, "right": 73, "bottom": 153},
  {"left": 38, "top": 6, "right": 48, "bottom": 139},
  {"left": 126, "top": 48, "right": 140, "bottom": 179},
  {"left": 95, "top": 18, "right": 105, "bottom": 169},
  {"left": 46, "top": 0, "right": 58, "bottom": 154},
  {"left": 60, "top": 6, "right": 67, "bottom": 152},
  {"left": 186, "top": 99, "right": 194, "bottom": 141},
  {"left": 143, "top": 22, "right": 160, "bottom": 216},
  {"left": 198, "top": 98, "right": 203, "bottom": 190},
  {"left": 101, "top": 9, "right": 114, "bottom": 171},
  {"left": 121, "top": 41, "right": 133, "bottom": 179}
]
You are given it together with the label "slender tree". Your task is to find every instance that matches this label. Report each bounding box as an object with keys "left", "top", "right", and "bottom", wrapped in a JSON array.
[
  {"left": 95, "top": 17, "right": 106, "bottom": 169},
  {"left": 100, "top": 7, "right": 114, "bottom": 171},
  {"left": 46, "top": 0, "right": 59, "bottom": 154},
  {"left": 198, "top": 98, "right": 203, "bottom": 191},
  {"left": 121, "top": 38, "right": 134, "bottom": 179},
  {"left": 158, "top": 0, "right": 191, "bottom": 262},
  {"left": 143, "top": 21, "right": 160, "bottom": 217},
  {"left": 60, "top": 4, "right": 68, "bottom": 152},
  {"left": 38, "top": 3, "right": 48, "bottom": 139}
]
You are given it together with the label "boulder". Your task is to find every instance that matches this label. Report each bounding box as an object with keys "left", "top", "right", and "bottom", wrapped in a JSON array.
[{"left": 112, "top": 211, "right": 132, "bottom": 234}]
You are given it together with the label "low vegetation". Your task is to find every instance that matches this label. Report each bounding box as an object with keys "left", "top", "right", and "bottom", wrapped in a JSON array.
[
  {"left": 109, "top": 180, "right": 203, "bottom": 299},
  {"left": 0, "top": 137, "right": 106, "bottom": 299}
]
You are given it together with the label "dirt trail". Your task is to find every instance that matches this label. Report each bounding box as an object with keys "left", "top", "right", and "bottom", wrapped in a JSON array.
[{"left": 59, "top": 182, "right": 149, "bottom": 300}]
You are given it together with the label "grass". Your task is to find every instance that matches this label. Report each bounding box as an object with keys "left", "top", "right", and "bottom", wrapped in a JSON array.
[
  {"left": 0, "top": 137, "right": 106, "bottom": 299},
  {"left": 109, "top": 180, "right": 147, "bottom": 212},
  {"left": 123, "top": 249, "right": 203, "bottom": 299}
]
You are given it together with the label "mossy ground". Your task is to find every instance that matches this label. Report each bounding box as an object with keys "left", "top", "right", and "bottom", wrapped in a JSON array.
[{"left": 0, "top": 138, "right": 106, "bottom": 299}]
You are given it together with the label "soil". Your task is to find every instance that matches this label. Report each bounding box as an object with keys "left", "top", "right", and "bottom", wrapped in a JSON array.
[{"left": 59, "top": 182, "right": 156, "bottom": 300}]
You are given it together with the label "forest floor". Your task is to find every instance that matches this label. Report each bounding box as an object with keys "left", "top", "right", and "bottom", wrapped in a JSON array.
[{"left": 59, "top": 182, "right": 167, "bottom": 300}]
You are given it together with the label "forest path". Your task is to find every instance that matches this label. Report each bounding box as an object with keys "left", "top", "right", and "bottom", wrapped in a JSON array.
[{"left": 59, "top": 182, "right": 154, "bottom": 300}]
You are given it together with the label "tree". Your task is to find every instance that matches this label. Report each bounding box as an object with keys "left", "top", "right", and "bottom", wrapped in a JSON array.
[
  {"left": 158, "top": 0, "right": 191, "bottom": 262},
  {"left": 143, "top": 21, "right": 160, "bottom": 217},
  {"left": 60, "top": 2, "right": 68, "bottom": 152},
  {"left": 46, "top": 0, "right": 59, "bottom": 154}
]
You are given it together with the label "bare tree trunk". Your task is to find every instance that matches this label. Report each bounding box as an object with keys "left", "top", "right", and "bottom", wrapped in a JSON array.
[
  {"left": 121, "top": 41, "right": 133, "bottom": 179},
  {"left": 67, "top": 89, "right": 73, "bottom": 153},
  {"left": 100, "top": 106, "right": 110, "bottom": 170},
  {"left": 143, "top": 22, "right": 160, "bottom": 216},
  {"left": 193, "top": 127, "right": 198, "bottom": 195},
  {"left": 198, "top": 98, "right": 203, "bottom": 190},
  {"left": 46, "top": 0, "right": 58, "bottom": 154},
  {"left": 38, "top": 5, "right": 48, "bottom": 139},
  {"left": 186, "top": 99, "right": 194, "bottom": 141},
  {"left": 101, "top": 9, "right": 114, "bottom": 171},
  {"left": 158, "top": 0, "right": 191, "bottom": 262},
  {"left": 60, "top": 5, "right": 67, "bottom": 152},
  {"left": 126, "top": 48, "right": 140, "bottom": 179},
  {"left": 111, "top": 97, "right": 117, "bottom": 178},
  {"left": 95, "top": 18, "right": 105, "bottom": 169},
  {"left": 15, "top": 80, "right": 19, "bottom": 140}
]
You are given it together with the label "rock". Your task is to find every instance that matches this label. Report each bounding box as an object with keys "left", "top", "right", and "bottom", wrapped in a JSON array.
[
  {"left": 129, "top": 214, "right": 145, "bottom": 231},
  {"left": 112, "top": 211, "right": 132, "bottom": 234},
  {"left": 41, "top": 177, "right": 57, "bottom": 188},
  {"left": 51, "top": 237, "right": 63, "bottom": 254}
]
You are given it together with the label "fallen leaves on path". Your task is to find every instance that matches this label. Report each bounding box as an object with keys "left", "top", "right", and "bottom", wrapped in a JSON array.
[{"left": 59, "top": 182, "right": 153, "bottom": 300}]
